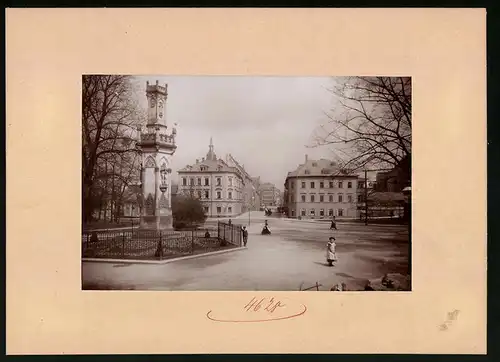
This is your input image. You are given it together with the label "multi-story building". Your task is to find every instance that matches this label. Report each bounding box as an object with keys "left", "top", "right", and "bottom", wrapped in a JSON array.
[
  {"left": 259, "top": 182, "right": 281, "bottom": 207},
  {"left": 225, "top": 154, "right": 261, "bottom": 211},
  {"left": 177, "top": 138, "right": 245, "bottom": 218},
  {"left": 283, "top": 155, "right": 359, "bottom": 219}
]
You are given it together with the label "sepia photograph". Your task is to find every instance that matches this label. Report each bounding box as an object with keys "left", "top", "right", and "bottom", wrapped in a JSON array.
[{"left": 81, "top": 75, "right": 412, "bottom": 291}]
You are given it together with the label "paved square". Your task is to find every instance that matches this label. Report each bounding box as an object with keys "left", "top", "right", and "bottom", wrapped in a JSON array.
[{"left": 82, "top": 212, "right": 409, "bottom": 291}]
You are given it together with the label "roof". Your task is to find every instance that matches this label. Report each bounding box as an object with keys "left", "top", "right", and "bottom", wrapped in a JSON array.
[
  {"left": 286, "top": 158, "right": 358, "bottom": 179},
  {"left": 178, "top": 158, "right": 241, "bottom": 175},
  {"left": 367, "top": 192, "right": 406, "bottom": 203}
]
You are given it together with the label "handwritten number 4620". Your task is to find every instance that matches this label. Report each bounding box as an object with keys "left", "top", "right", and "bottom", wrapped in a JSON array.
[{"left": 244, "top": 297, "right": 285, "bottom": 313}]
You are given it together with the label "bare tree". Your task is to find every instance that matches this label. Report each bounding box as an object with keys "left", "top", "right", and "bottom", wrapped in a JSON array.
[
  {"left": 310, "top": 77, "right": 411, "bottom": 176},
  {"left": 82, "top": 75, "right": 142, "bottom": 223}
]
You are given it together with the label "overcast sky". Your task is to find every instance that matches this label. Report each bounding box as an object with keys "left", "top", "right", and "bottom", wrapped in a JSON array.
[{"left": 132, "top": 76, "right": 342, "bottom": 190}]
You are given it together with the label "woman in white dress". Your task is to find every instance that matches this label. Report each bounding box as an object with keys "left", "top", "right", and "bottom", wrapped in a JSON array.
[{"left": 326, "top": 237, "right": 337, "bottom": 266}]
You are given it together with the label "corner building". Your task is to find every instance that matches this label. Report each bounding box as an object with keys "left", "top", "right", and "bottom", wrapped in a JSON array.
[
  {"left": 177, "top": 138, "right": 244, "bottom": 218},
  {"left": 284, "top": 155, "right": 359, "bottom": 219}
]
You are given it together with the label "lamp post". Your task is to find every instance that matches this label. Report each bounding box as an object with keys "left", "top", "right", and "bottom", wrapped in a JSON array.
[
  {"left": 248, "top": 195, "right": 255, "bottom": 226},
  {"left": 402, "top": 186, "right": 412, "bottom": 276},
  {"left": 131, "top": 205, "right": 135, "bottom": 230}
]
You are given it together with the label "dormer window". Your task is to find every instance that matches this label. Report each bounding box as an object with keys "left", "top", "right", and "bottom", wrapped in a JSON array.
[
  {"left": 304, "top": 169, "right": 310, "bottom": 175},
  {"left": 312, "top": 162, "right": 317, "bottom": 167},
  {"left": 321, "top": 168, "right": 330, "bottom": 174}
]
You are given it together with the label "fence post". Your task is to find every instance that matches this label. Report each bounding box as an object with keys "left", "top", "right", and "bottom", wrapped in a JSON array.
[
  {"left": 191, "top": 229, "right": 194, "bottom": 254},
  {"left": 122, "top": 232, "right": 125, "bottom": 258}
]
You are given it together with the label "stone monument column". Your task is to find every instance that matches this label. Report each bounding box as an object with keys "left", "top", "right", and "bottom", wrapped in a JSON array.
[{"left": 136, "top": 80, "right": 177, "bottom": 230}]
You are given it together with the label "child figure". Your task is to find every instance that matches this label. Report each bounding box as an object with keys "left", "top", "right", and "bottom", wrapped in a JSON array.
[{"left": 326, "top": 236, "right": 337, "bottom": 266}]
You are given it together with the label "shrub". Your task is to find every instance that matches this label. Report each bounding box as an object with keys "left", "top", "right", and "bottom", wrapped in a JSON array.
[{"left": 172, "top": 195, "right": 207, "bottom": 230}]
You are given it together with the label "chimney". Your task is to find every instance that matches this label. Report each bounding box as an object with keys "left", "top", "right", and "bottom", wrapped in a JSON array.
[{"left": 305, "top": 154, "right": 308, "bottom": 163}]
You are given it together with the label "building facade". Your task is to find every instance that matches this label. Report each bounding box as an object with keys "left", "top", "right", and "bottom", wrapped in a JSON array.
[
  {"left": 177, "top": 138, "right": 245, "bottom": 218},
  {"left": 284, "top": 155, "right": 359, "bottom": 219},
  {"left": 259, "top": 182, "right": 281, "bottom": 207},
  {"left": 225, "top": 154, "right": 261, "bottom": 211}
]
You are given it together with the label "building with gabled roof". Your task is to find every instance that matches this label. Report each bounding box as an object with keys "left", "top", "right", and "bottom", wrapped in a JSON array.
[{"left": 177, "top": 138, "right": 245, "bottom": 218}]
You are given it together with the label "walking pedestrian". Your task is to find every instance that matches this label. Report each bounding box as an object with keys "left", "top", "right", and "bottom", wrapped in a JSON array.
[
  {"left": 326, "top": 236, "right": 337, "bottom": 266},
  {"left": 242, "top": 226, "right": 249, "bottom": 246},
  {"left": 330, "top": 216, "right": 337, "bottom": 230}
]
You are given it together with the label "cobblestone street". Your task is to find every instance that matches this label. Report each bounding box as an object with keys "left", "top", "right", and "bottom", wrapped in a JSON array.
[{"left": 82, "top": 212, "right": 409, "bottom": 291}]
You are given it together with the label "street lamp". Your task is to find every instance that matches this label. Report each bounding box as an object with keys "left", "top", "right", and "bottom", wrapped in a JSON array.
[
  {"left": 131, "top": 205, "right": 135, "bottom": 230},
  {"left": 402, "top": 186, "right": 412, "bottom": 276},
  {"left": 249, "top": 195, "right": 255, "bottom": 226}
]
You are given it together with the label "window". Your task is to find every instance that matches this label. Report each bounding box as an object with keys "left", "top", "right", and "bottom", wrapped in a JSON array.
[
  {"left": 205, "top": 190, "right": 209, "bottom": 199},
  {"left": 228, "top": 207, "right": 232, "bottom": 213},
  {"left": 190, "top": 178, "right": 194, "bottom": 186},
  {"left": 216, "top": 178, "right": 222, "bottom": 186},
  {"left": 320, "top": 181, "right": 324, "bottom": 188},
  {"left": 203, "top": 206, "right": 209, "bottom": 213},
  {"left": 312, "top": 162, "right": 317, "bottom": 167},
  {"left": 200, "top": 166, "right": 207, "bottom": 171},
  {"left": 328, "top": 209, "right": 334, "bottom": 216},
  {"left": 329, "top": 194, "right": 334, "bottom": 202},
  {"left": 205, "top": 177, "right": 210, "bottom": 186},
  {"left": 358, "top": 181, "right": 364, "bottom": 189},
  {"left": 217, "top": 207, "right": 221, "bottom": 214},
  {"left": 338, "top": 209, "right": 343, "bottom": 216},
  {"left": 348, "top": 195, "right": 353, "bottom": 203},
  {"left": 358, "top": 195, "right": 363, "bottom": 202},
  {"left": 320, "top": 195, "right": 324, "bottom": 202},
  {"left": 301, "top": 209, "right": 306, "bottom": 216},
  {"left": 291, "top": 181, "right": 294, "bottom": 189},
  {"left": 320, "top": 209, "right": 325, "bottom": 217},
  {"left": 301, "top": 182, "right": 306, "bottom": 188},
  {"left": 291, "top": 210, "right": 295, "bottom": 217},
  {"left": 229, "top": 177, "right": 233, "bottom": 186},
  {"left": 182, "top": 178, "right": 187, "bottom": 186},
  {"left": 197, "top": 190, "right": 202, "bottom": 199},
  {"left": 329, "top": 181, "right": 334, "bottom": 188},
  {"left": 338, "top": 181, "right": 343, "bottom": 188},
  {"left": 348, "top": 181, "right": 352, "bottom": 189},
  {"left": 217, "top": 191, "right": 221, "bottom": 199},
  {"left": 228, "top": 191, "right": 232, "bottom": 199},
  {"left": 304, "top": 169, "right": 310, "bottom": 175},
  {"left": 310, "top": 182, "right": 315, "bottom": 188},
  {"left": 310, "top": 209, "right": 316, "bottom": 216},
  {"left": 301, "top": 195, "right": 306, "bottom": 202},
  {"left": 310, "top": 195, "right": 315, "bottom": 202},
  {"left": 338, "top": 194, "right": 343, "bottom": 202},
  {"left": 197, "top": 177, "right": 202, "bottom": 186},
  {"left": 291, "top": 195, "right": 295, "bottom": 202}
]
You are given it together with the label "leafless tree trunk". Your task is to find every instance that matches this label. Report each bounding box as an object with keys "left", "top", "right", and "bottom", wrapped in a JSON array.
[{"left": 82, "top": 75, "right": 142, "bottom": 224}]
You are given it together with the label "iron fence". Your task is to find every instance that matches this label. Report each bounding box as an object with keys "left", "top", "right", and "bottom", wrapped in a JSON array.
[
  {"left": 82, "top": 225, "right": 242, "bottom": 260},
  {"left": 217, "top": 221, "right": 243, "bottom": 247}
]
